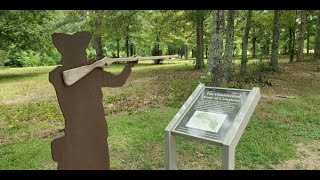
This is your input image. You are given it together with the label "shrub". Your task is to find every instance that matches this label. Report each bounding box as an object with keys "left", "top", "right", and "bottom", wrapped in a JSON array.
[
  {"left": 4, "top": 50, "right": 59, "bottom": 67},
  {"left": 0, "top": 50, "right": 7, "bottom": 66}
]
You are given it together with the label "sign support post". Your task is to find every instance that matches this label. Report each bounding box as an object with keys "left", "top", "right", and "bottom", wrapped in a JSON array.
[{"left": 222, "top": 144, "right": 235, "bottom": 170}]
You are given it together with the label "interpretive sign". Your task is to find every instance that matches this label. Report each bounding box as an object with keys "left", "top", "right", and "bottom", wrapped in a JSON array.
[
  {"left": 165, "top": 84, "right": 260, "bottom": 170},
  {"left": 172, "top": 86, "right": 250, "bottom": 143}
]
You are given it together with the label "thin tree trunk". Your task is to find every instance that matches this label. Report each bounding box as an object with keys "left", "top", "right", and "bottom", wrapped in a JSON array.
[
  {"left": 241, "top": 10, "right": 253, "bottom": 74},
  {"left": 264, "top": 38, "right": 270, "bottom": 57},
  {"left": 224, "top": 10, "right": 235, "bottom": 82},
  {"left": 297, "top": 10, "right": 308, "bottom": 62},
  {"left": 208, "top": 10, "right": 225, "bottom": 86},
  {"left": 314, "top": 10, "right": 320, "bottom": 59},
  {"left": 184, "top": 45, "right": 188, "bottom": 59},
  {"left": 191, "top": 49, "right": 195, "bottom": 58},
  {"left": 195, "top": 11, "right": 204, "bottom": 69},
  {"left": 271, "top": 10, "right": 281, "bottom": 72},
  {"left": 153, "top": 31, "right": 162, "bottom": 64},
  {"left": 125, "top": 25, "right": 129, "bottom": 57},
  {"left": 293, "top": 11, "right": 297, "bottom": 58},
  {"left": 130, "top": 43, "right": 134, "bottom": 56},
  {"left": 156, "top": 31, "right": 161, "bottom": 55},
  {"left": 221, "top": 14, "right": 225, "bottom": 56},
  {"left": 205, "top": 45, "right": 208, "bottom": 59},
  {"left": 252, "top": 28, "right": 256, "bottom": 58},
  {"left": 289, "top": 27, "right": 293, "bottom": 62},
  {"left": 116, "top": 38, "right": 120, "bottom": 58},
  {"left": 290, "top": 11, "right": 297, "bottom": 63},
  {"left": 307, "top": 28, "right": 310, "bottom": 55}
]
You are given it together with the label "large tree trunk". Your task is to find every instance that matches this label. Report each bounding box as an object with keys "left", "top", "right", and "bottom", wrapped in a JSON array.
[
  {"left": 252, "top": 28, "right": 256, "bottom": 58},
  {"left": 208, "top": 10, "right": 224, "bottom": 87},
  {"left": 195, "top": 11, "right": 204, "bottom": 69},
  {"left": 92, "top": 15, "right": 104, "bottom": 60},
  {"left": 314, "top": 10, "right": 320, "bottom": 59},
  {"left": 125, "top": 25, "right": 129, "bottom": 57},
  {"left": 223, "top": 10, "right": 235, "bottom": 83},
  {"left": 297, "top": 10, "right": 308, "bottom": 62},
  {"left": 241, "top": 10, "right": 253, "bottom": 74},
  {"left": 116, "top": 38, "right": 120, "bottom": 58},
  {"left": 271, "top": 10, "right": 281, "bottom": 72},
  {"left": 92, "top": 36, "right": 104, "bottom": 60}
]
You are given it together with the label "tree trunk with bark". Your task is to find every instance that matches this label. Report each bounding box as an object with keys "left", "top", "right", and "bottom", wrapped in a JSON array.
[
  {"left": 195, "top": 11, "right": 204, "bottom": 69},
  {"left": 92, "top": 36, "right": 104, "bottom": 60},
  {"left": 271, "top": 10, "right": 281, "bottom": 72},
  {"left": 314, "top": 10, "right": 320, "bottom": 59},
  {"left": 223, "top": 10, "right": 235, "bottom": 82},
  {"left": 92, "top": 15, "right": 104, "bottom": 60},
  {"left": 289, "top": 11, "right": 297, "bottom": 63},
  {"left": 263, "top": 38, "right": 270, "bottom": 57},
  {"left": 116, "top": 38, "right": 120, "bottom": 58},
  {"left": 130, "top": 43, "right": 134, "bottom": 56},
  {"left": 208, "top": 10, "right": 225, "bottom": 87},
  {"left": 125, "top": 25, "right": 129, "bottom": 57},
  {"left": 205, "top": 45, "right": 208, "bottom": 59},
  {"left": 297, "top": 10, "right": 308, "bottom": 62},
  {"left": 241, "top": 10, "right": 253, "bottom": 74},
  {"left": 307, "top": 29, "right": 310, "bottom": 55},
  {"left": 252, "top": 28, "right": 256, "bottom": 58},
  {"left": 184, "top": 45, "right": 188, "bottom": 59}
]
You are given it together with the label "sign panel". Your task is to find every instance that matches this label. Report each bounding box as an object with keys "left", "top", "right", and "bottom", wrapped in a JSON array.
[{"left": 171, "top": 86, "right": 251, "bottom": 144}]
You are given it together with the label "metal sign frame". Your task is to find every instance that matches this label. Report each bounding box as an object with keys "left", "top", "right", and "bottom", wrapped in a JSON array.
[{"left": 164, "top": 84, "right": 260, "bottom": 170}]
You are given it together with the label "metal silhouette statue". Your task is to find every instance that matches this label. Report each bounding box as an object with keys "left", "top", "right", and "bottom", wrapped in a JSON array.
[{"left": 49, "top": 31, "right": 137, "bottom": 170}]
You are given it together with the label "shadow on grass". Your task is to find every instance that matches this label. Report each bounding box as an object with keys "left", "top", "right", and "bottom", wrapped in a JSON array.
[{"left": 0, "top": 71, "right": 47, "bottom": 83}]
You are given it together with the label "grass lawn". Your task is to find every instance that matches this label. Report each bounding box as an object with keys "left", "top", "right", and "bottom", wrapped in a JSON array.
[{"left": 0, "top": 57, "right": 319, "bottom": 170}]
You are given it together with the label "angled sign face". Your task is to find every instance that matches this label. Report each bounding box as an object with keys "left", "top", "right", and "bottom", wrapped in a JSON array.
[{"left": 167, "top": 84, "right": 260, "bottom": 146}]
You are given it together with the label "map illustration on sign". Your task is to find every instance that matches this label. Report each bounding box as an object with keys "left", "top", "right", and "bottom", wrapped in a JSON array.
[{"left": 186, "top": 111, "right": 227, "bottom": 133}]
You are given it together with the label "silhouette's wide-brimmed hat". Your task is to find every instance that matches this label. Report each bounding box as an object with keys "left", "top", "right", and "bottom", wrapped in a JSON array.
[{"left": 52, "top": 31, "right": 92, "bottom": 68}]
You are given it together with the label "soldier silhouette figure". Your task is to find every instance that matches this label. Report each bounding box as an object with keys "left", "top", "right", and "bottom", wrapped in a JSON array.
[{"left": 49, "top": 31, "right": 137, "bottom": 170}]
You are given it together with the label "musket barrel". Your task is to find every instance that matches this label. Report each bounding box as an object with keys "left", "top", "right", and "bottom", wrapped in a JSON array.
[{"left": 62, "top": 54, "right": 179, "bottom": 86}]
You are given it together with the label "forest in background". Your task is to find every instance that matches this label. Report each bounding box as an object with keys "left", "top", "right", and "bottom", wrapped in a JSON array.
[{"left": 1, "top": 10, "right": 319, "bottom": 86}]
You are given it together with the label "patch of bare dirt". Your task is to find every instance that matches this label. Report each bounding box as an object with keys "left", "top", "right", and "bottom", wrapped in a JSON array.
[
  {"left": 0, "top": 95, "right": 32, "bottom": 105},
  {"left": 273, "top": 141, "right": 320, "bottom": 170},
  {"left": 257, "top": 61, "right": 320, "bottom": 104},
  {"left": 0, "top": 93, "right": 55, "bottom": 105}
]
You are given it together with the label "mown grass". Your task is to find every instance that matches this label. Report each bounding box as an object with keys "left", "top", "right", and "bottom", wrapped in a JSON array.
[{"left": 0, "top": 57, "right": 319, "bottom": 169}]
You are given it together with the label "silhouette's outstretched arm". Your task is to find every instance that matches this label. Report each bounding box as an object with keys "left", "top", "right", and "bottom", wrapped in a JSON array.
[{"left": 99, "top": 62, "right": 137, "bottom": 87}]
